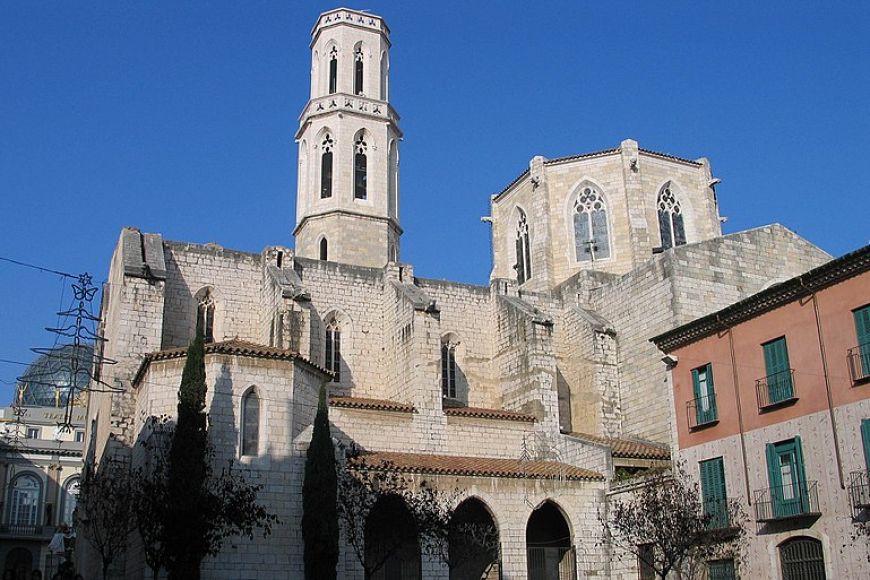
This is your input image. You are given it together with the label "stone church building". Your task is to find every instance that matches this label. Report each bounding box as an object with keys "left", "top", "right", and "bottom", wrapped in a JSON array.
[{"left": 83, "top": 8, "right": 831, "bottom": 580}]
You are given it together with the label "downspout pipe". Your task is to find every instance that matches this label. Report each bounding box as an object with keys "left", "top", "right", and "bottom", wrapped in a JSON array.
[
  {"left": 801, "top": 278, "right": 845, "bottom": 489},
  {"left": 717, "top": 314, "right": 753, "bottom": 504}
]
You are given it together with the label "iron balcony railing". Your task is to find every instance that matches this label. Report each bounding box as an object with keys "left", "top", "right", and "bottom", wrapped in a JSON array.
[
  {"left": 756, "top": 369, "right": 796, "bottom": 410},
  {"left": 847, "top": 344, "right": 870, "bottom": 383},
  {"left": 687, "top": 394, "right": 718, "bottom": 429},
  {"left": 0, "top": 524, "right": 47, "bottom": 537},
  {"left": 527, "top": 546, "right": 576, "bottom": 580},
  {"left": 849, "top": 470, "right": 870, "bottom": 510},
  {"left": 754, "top": 480, "right": 820, "bottom": 522}
]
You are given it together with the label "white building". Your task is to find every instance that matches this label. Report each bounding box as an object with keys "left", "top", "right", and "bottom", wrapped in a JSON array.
[{"left": 83, "top": 8, "right": 831, "bottom": 579}]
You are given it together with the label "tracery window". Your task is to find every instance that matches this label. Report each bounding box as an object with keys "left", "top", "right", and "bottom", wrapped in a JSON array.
[
  {"left": 197, "top": 289, "right": 215, "bottom": 343},
  {"left": 321, "top": 134, "right": 334, "bottom": 199},
  {"left": 241, "top": 388, "right": 260, "bottom": 457},
  {"left": 9, "top": 474, "right": 41, "bottom": 527},
  {"left": 354, "top": 46, "right": 364, "bottom": 95},
  {"left": 573, "top": 185, "right": 611, "bottom": 262},
  {"left": 325, "top": 320, "right": 341, "bottom": 382},
  {"left": 60, "top": 477, "right": 80, "bottom": 526},
  {"left": 515, "top": 209, "right": 532, "bottom": 285},
  {"left": 328, "top": 46, "right": 338, "bottom": 94},
  {"left": 657, "top": 184, "right": 686, "bottom": 250},
  {"left": 441, "top": 342, "right": 457, "bottom": 399},
  {"left": 354, "top": 134, "right": 368, "bottom": 200}
]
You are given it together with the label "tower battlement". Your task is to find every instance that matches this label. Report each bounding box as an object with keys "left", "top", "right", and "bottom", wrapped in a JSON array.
[{"left": 311, "top": 8, "right": 390, "bottom": 43}]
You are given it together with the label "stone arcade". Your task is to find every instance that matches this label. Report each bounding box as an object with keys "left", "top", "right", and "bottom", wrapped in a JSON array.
[{"left": 82, "top": 8, "right": 831, "bottom": 580}]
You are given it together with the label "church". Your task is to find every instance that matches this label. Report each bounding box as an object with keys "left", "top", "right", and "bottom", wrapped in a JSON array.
[{"left": 83, "top": 8, "right": 831, "bottom": 579}]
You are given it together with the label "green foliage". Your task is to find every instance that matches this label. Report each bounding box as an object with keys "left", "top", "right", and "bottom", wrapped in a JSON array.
[{"left": 302, "top": 383, "right": 339, "bottom": 580}]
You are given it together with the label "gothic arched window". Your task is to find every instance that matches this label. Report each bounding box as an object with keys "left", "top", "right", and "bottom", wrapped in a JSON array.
[
  {"left": 441, "top": 341, "right": 457, "bottom": 399},
  {"left": 241, "top": 388, "right": 260, "bottom": 457},
  {"left": 321, "top": 134, "right": 334, "bottom": 199},
  {"left": 354, "top": 133, "right": 367, "bottom": 200},
  {"left": 515, "top": 209, "right": 532, "bottom": 285},
  {"left": 573, "top": 185, "right": 611, "bottom": 262},
  {"left": 9, "top": 473, "right": 41, "bottom": 527},
  {"left": 325, "top": 320, "right": 341, "bottom": 382},
  {"left": 328, "top": 46, "right": 338, "bottom": 94},
  {"left": 657, "top": 184, "right": 686, "bottom": 250},
  {"left": 197, "top": 289, "right": 215, "bottom": 343},
  {"left": 320, "top": 237, "right": 328, "bottom": 261},
  {"left": 60, "top": 477, "right": 80, "bottom": 526},
  {"left": 354, "top": 45, "right": 364, "bottom": 95}
]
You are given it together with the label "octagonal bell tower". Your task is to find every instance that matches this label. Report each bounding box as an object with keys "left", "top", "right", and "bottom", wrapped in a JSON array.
[{"left": 294, "top": 8, "right": 402, "bottom": 268}]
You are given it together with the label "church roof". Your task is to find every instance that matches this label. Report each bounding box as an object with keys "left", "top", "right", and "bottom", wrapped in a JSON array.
[
  {"left": 443, "top": 405, "right": 536, "bottom": 423},
  {"left": 133, "top": 339, "right": 330, "bottom": 386},
  {"left": 329, "top": 396, "right": 415, "bottom": 414},
  {"left": 568, "top": 432, "right": 671, "bottom": 461},
  {"left": 349, "top": 450, "right": 603, "bottom": 481}
]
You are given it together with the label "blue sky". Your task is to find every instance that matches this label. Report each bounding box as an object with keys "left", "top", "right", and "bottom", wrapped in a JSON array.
[{"left": 1, "top": 1, "right": 868, "bottom": 402}]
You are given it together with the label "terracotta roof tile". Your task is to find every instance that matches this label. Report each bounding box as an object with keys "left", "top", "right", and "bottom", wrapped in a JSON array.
[
  {"left": 350, "top": 450, "right": 603, "bottom": 481},
  {"left": 569, "top": 433, "right": 670, "bottom": 461},
  {"left": 329, "top": 396, "right": 415, "bottom": 413},
  {"left": 133, "top": 339, "right": 329, "bottom": 386},
  {"left": 443, "top": 406, "right": 535, "bottom": 423}
]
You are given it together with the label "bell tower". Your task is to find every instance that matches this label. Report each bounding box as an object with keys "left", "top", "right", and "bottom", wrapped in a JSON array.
[{"left": 294, "top": 8, "right": 402, "bottom": 268}]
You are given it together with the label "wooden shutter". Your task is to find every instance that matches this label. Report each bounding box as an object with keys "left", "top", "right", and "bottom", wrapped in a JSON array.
[
  {"left": 855, "top": 306, "right": 870, "bottom": 346},
  {"left": 861, "top": 419, "right": 870, "bottom": 472},
  {"left": 764, "top": 337, "right": 790, "bottom": 376}
]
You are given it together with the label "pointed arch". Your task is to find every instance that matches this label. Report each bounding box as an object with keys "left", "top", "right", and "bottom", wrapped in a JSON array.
[
  {"left": 526, "top": 499, "right": 575, "bottom": 579},
  {"left": 657, "top": 181, "right": 686, "bottom": 250},
  {"left": 380, "top": 51, "right": 389, "bottom": 100},
  {"left": 240, "top": 386, "right": 260, "bottom": 457},
  {"left": 353, "top": 41, "right": 365, "bottom": 95},
  {"left": 327, "top": 43, "right": 339, "bottom": 94},
  {"left": 388, "top": 139, "right": 398, "bottom": 218},
  {"left": 353, "top": 129, "right": 368, "bottom": 200},
  {"left": 514, "top": 206, "right": 532, "bottom": 284},
  {"left": 319, "top": 236, "right": 329, "bottom": 261},
  {"left": 194, "top": 286, "right": 216, "bottom": 342},
  {"left": 324, "top": 312, "right": 343, "bottom": 382},
  {"left": 450, "top": 497, "right": 501, "bottom": 580},
  {"left": 570, "top": 181, "right": 611, "bottom": 263},
  {"left": 319, "top": 129, "right": 335, "bottom": 199}
]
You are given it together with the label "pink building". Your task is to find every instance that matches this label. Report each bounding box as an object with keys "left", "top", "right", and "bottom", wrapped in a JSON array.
[{"left": 652, "top": 245, "right": 870, "bottom": 579}]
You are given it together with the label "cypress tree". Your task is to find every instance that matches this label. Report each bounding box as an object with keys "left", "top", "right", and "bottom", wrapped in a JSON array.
[
  {"left": 302, "top": 383, "right": 339, "bottom": 580},
  {"left": 165, "top": 329, "right": 210, "bottom": 580}
]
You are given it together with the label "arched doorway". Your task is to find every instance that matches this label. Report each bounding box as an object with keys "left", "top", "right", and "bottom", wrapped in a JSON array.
[
  {"left": 526, "top": 500, "right": 576, "bottom": 580},
  {"left": 449, "top": 497, "right": 500, "bottom": 580},
  {"left": 365, "top": 494, "right": 421, "bottom": 580},
  {"left": 780, "top": 536, "right": 826, "bottom": 580},
  {"left": 4, "top": 547, "right": 33, "bottom": 579}
]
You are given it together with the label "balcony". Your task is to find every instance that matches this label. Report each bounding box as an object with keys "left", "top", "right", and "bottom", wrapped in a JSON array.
[
  {"left": 754, "top": 481, "right": 821, "bottom": 522},
  {"left": 847, "top": 344, "right": 870, "bottom": 383},
  {"left": 849, "top": 470, "right": 870, "bottom": 511},
  {"left": 0, "top": 524, "right": 50, "bottom": 539},
  {"left": 687, "top": 394, "right": 718, "bottom": 430},
  {"left": 756, "top": 369, "right": 797, "bottom": 411}
]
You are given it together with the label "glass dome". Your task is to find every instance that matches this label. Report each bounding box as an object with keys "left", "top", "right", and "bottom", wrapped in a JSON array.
[{"left": 15, "top": 344, "right": 93, "bottom": 407}]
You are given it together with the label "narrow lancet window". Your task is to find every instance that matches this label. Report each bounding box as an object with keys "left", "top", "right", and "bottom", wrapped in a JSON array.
[
  {"left": 441, "top": 342, "right": 457, "bottom": 399},
  {"left": 515, "top": 209, "right": 532, "bottom": 284},
  {"left": 354, "top": 134, "right": 367, "bottom": 200},
  {"left": 197, "top": 289, "right": 215, "bottom": 342},
  {"left": 657, "top": 184, "right": 686, "bottom": 250},
  {"left": 320, "top": 238, "right": 328, "bottom": 261},
  {"left": 573, "top": 186, "right": 610, "bottom": 262},
  {"left": 325, "top": 320, "right": 341, "bottom": 382},
  {"left": 354, "top": 46, "right": 364, "bottom": 95},
  {"left": 241, "top": 388, "right": 260, "bottom": 457},
  {"left": 321, "top": 134, "right": 334, "bottom": 199},
  {"left": 328, "top": 46, "right": 338, "bottom": 94}
]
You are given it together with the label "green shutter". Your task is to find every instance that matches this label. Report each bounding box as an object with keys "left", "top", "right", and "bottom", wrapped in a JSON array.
[
  {"left": 855, "top": 306, "right": 870, "bottom": 347},
  {"left": 700, "top": 457, "right": 727, "bottom": 528},
  {"left": 861, "top": 419, "right": 870, "bottom": 472},
  {"left": 763, "top": 338, "right": 793, "bottom": 403},
  {"left": 692, "top": 368, "right": 701, "bottom": 400},
  {"left": 794, "top": 436, "right": 809, "bottom": 513}
]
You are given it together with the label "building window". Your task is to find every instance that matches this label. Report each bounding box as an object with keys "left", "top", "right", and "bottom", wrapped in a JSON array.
[
  {"left": 354, "top": 45, "right": 364, "bottom": 95},
  {"left": 354, "top": 133, "right": 367, "bottom": 200},
  {"left": 699, "top": 457, "right": 728, "bottom": 529},
  {"left": 779, "top": 537, "right": 825, "bottom": 580},
  {"left": 197, "top": 289, "right": 215, "bottom": 343},
  {"left": 762, "top": 337, "right": 794, "bottom": 405},
  {"left": 328, "top": 46, "right": 338, "bottom": 94},
  {"left": 75, "top": 431, "right": 84, "bottom": 443},
  {"left": 851, "top": 304, "right": 870, "bottom": 381},
  {"left": 60, "top": 477, "right": 80, "bottom": 526},
  {"left": 325, "top": 320, "right": 341, "bottom": 382},
  {"left": 691, "top": 363, "right": 717, "bottom": 427},
  {"left": 708, "top": 559, "right": 736, "bottom": 580},
  {"left": 441, "top": 342, "right": 457, "bottom": 399},
  {"left": 9, "top": 474, "right": 41, "bottom": 527},
  {"left": 637, "top": 543, "right": 655, "bottom": 580},
  {"left": 241, "top": 388, "right": 260, "bottom": 457},
  {"left": 25, "top": 428, "right": 39, "bottom": 440},
  {"left": 573, "top": 185, "right": 610, "bottom": 262},
  {"left": 862, "top": 419, "right": 870, "bottom": 472},
  {"left": 515, "top": 209, "right": 532, "bottom": 285},
  {"left": 657, "top": 184, "right": 686, "bottom": 250},
  {"left": 765, "top": 437, "right": 810, "bottom": 519},
  {"left": 321, "top": 133, "right": 334, "bottom": 199},
  {"left": 320, "top": 237, "right": 328, "bottom": 261}
]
